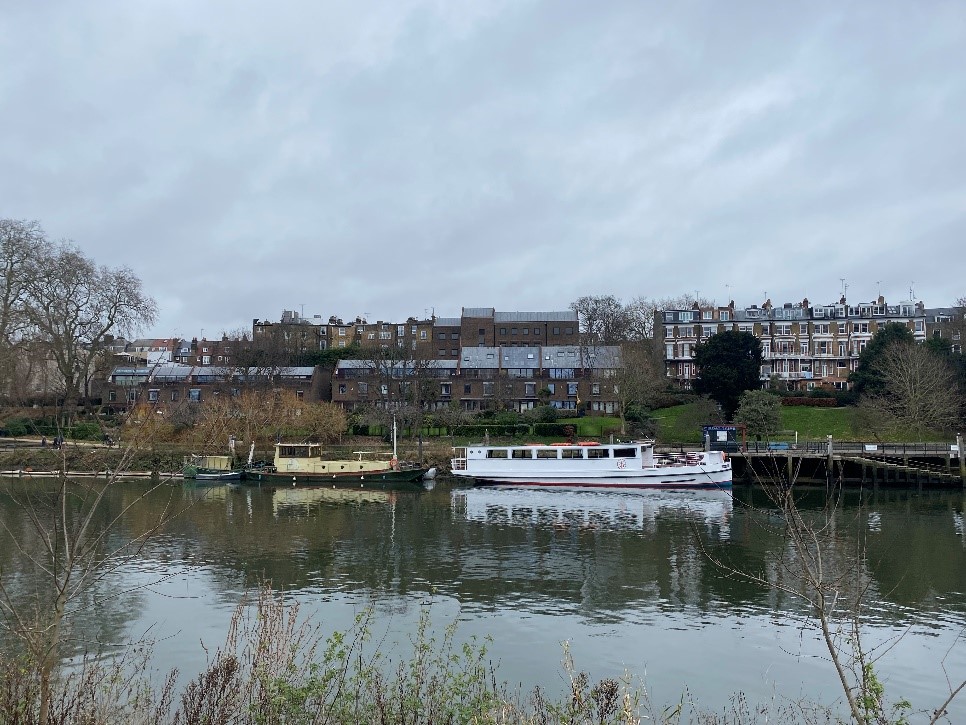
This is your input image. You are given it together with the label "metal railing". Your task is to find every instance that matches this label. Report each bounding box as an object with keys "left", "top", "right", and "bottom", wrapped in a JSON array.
[{"left": 738, "top": 441, "right": 958, "bottom": 456}]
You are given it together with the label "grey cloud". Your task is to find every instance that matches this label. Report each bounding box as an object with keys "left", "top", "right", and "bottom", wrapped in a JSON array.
[{"left": 1, "top": 0, "right": 963, "bottom": 337}]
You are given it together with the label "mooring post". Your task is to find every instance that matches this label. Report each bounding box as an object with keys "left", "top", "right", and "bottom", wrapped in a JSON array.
[
  {"left": 958, "top": 433, "right": 965, "bottom": 485},
  {"left": 826, "top": 434, "right": 834, "bottom": 470},
  {"left": 704, "top": 433, "right": 711, "bottom": 453}
]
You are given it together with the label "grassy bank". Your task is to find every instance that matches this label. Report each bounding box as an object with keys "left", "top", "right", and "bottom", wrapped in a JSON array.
[
  {"left": 0, "top": 587, "right": 830, "bottom": 724},
  {"left": 651, "top": 402, "right": 940, "bottom": 444}
]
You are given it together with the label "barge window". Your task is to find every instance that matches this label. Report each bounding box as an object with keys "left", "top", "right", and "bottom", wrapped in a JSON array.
[
  {"left": 280, "top": 446, "right": 312, "bottom": 457},
  {"left": 511, "top": 449, "right": 533, "bottom": 459},
  {"left": 536, "top": 449, "right": 558, "bottom": 459},
  {"left": 486, "top": 450, "right": 508, "bottom": 459},
  {"left": 588, "top": 449, "right": 608, "bottom": 459},
  {"left": 561, "top": 449, "right": 583, "bottom": 459},
  {"left": 614, "top": 448, "right": 637, "bottom": 458}
]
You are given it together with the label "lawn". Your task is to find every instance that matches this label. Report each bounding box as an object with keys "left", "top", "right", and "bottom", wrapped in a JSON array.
[
  {"left": 780, "top": 406, "right": 856, "bottom": 441},
  {"left": 557, "top": 416, "right": 623, "bottom": 438},
  {"left": 651, "top": 403, "right": 860, "bottom": 444}
]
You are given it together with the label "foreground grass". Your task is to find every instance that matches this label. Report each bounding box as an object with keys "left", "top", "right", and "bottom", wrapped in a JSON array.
[{"left": 0, "top": 588, "right": 823, "bottom": 725}]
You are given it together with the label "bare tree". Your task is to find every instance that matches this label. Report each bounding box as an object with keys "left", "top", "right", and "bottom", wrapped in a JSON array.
[
  {"left": 171, "top": 389, "right": 347, "bottom": 456},
  {"left": 625, "top": 294, "right": 717, "bottom": 340},
  {"left": 353, "top": 344, "right": 446, "bottom": 460},
  {"left": 860, "top": 341, "right": 961, "bottom": 438},
  {"left": 0, "top": 220, "right": 48, "bottom": 399},
  {"left": 22, "top": 242, "right": 157, "bottom": 417},
  {"left": 706, "top": 465, "right": 966, "bottom": 724},
  {"left": 0, "top": 444, "right": 183, "bottom": 724},
  {"left": 569, "top": 295, "right": 634, "bottom": 346},
  {"left": 611, "top": 341, "right": 665, "bottom": 434}
]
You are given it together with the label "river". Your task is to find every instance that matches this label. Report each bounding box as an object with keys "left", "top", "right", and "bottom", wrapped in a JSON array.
[{"left": 2, "top": 477, "right": 966, "bottom": 720}]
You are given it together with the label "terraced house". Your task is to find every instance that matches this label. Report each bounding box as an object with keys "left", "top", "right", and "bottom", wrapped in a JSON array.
[
  {"left": 660, "top": 295, "right": 930, "bottom": 390},
  {"left": 329, "top": 307, "right": 620, "bottom": 414}
]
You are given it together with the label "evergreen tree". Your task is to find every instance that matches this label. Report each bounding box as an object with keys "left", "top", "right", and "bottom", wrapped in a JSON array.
[{"left": 693, "top": 330, "right": 762, "bottom": 420}]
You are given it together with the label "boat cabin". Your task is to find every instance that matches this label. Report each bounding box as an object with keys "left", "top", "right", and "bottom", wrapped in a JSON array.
[
  {"left": 273, "top": 443, "right": 394, "bottom": 475},
  {"left": 188, "top": 454, "right": 234, "bottom": 471},
  {"left": 452, "top": 442, "right": 657, "bottom": 470}
]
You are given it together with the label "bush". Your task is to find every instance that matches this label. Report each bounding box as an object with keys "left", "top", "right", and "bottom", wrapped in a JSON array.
[
  {"left": 532, "top": 405, "right": 558, "bottom": 424},
  {"left": 533, "top": 423, "right": 568, "bottom": 437},
  {"left": 70, "top": 422, "right": 102, "bottom": 441},
  {"left": 3, "top": 418, "right": 30, "bottom": 436},
  {"left": 451, "top": 424, "right": 529, "bottom": 438},
  {"left": 780, "top": 397, "right": 837, "bottom": 407},
  {"left": 492, "top": 411, "right": 522, "bottom": 425}
]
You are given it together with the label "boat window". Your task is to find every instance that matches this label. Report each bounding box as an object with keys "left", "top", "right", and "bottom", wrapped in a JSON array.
[
  {"left": 613, "top": 448, "right": 637, "bottom": 458},
  {"left": 279, "top": 446, "right": 313, "bottom": 458},
  {"left": 486, "top": 450, "right": 508, "bottom": 459},
  {"left": 511, "top": 449, "right": 533, "bottom": 459},
  {"left": 587, "top": 449, "right": 608, "bottom": 459},
  {"left": 536, "top": 449, "right": 558, "bottom": 459},
  {"left": 561, "top": 449, "right": 583, "bottom": 459}
]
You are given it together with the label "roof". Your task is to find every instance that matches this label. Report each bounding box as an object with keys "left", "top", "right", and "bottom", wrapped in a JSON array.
[
  {"left": 493, "top": 310, "right": 577, "bottom": 322},
  {"left": 150, "top": 364, "right": 194, "bottom": 379},
  {"left": 459, "top": 347, "right": 501, "bottom": 369},
  {"left": 433, "top": 317, "right": 461, "bottom": 327},
  {"left": 111, "top": 367, "right": 151, "bottom": 376},
  {"left": 462, "top": 307, "right": 495, "bottom": 318},
  {"left": 498, "top": 347, "right": 541, "bottom": 367},
  {"left": 457, "top": 345, "right": 621, "bottom": 369},
  {"left": 335, "top": 359, "right": 457, "bottom": 370}
]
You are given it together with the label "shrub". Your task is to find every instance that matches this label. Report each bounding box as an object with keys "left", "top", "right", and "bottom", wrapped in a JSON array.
[
  {"left": 3, "top": 418, "right": 30, "bottom": 436},
  {"left": 533, "top": 423, "right": 568, "bottom": 437},
  {"left": 780, "top": 397, "right": 837, "bottom": 407},
  {"left": 451, "top": 424, "right": 529, "bottom": 438},
  {"left": 70, "top": 422, "right": 102, "bottom": 441}
]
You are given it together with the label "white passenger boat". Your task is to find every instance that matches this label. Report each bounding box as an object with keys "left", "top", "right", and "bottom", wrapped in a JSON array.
[{"left": 450, "top": 441, "right": 732, "bottom": 490}]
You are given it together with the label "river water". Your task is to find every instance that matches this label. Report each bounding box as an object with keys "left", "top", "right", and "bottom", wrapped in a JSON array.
[{"left": 2, "top": 478, "right": 966, "bottom": 720}]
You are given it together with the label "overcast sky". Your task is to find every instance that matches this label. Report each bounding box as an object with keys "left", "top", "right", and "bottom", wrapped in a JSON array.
[{"left": 2, "top": 1, "right": 964, "bottom": 339}]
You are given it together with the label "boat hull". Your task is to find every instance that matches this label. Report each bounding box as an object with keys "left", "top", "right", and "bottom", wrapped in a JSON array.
[
  {"left": 461, "top": 470, "right": 731, "bottom": 490},
  {"left": 245, "top": 467, "right": 428, "bottom": 489},
  {"left": 450, "top": 441, "right": 732, "bottom": 490},
  {"left": 192, "top": 470, "right": 243, "bottom": 482}
]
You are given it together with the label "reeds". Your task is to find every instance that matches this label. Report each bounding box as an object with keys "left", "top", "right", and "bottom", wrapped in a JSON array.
[{"left": 1, "top": 586, "right": 656, "bottom": 724}]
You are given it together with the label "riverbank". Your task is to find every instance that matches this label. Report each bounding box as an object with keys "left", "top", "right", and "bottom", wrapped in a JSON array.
[{"left": 0, "top": 436, "right": 460, "bottom": 478}]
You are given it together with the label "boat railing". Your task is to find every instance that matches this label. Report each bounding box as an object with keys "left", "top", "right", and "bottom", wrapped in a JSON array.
[{"left": 655, "top": 452, "right": 709, "bottom": 468}]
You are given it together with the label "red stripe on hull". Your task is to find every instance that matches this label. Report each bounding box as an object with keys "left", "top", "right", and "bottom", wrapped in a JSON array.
[{"left": 472, "top": 480, "right": 732, "bottom": 490}]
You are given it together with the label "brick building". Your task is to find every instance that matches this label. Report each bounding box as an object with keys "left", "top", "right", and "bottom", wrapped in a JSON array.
[{"left": 660, "top": 295, "right": 929, "bottom": 390}]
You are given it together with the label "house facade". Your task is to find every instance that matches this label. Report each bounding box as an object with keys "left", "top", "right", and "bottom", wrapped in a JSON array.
[
  {"left": 660, "top": 296, "right": 929, "bottom": 390},
  {"left": 103, "top": 364, "right": 322, "bottom": 411},
  {"left": 331, "top": 344, "right": 622, "bottom": 415}
]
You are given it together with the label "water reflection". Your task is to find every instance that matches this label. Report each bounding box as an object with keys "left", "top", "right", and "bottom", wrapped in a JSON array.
[
  {"left": 3, "top": 478, "right": 966, "bottom": 716},
  {"left": 269, "top": 485, "right": 412, "bottom": 517},
  {"left": 453, "top": 487, "right": 732, "bottom": 539}
]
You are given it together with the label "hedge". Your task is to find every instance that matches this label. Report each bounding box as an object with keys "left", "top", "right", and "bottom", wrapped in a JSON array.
[
  {"left": 780, "top": 397, "right": 838, "bottom": 407},
  {"left": 450, "top": 424, "right": 530, "bottom": 437},
  {"left": 532, "top": 423, "right": 572, "bottom": 437}
]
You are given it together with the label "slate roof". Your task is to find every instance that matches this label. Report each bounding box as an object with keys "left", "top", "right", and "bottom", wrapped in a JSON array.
[
  {"left": 493, "top": 311, "right": 577, "bottom": 322},
  {"left": 457, "top": 345, "right": 621, "bottom": 370}
]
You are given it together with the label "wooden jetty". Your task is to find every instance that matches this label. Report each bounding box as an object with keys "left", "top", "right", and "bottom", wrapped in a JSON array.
[{"left": 728, "top": 437, "right": 966, "bottom": 488}]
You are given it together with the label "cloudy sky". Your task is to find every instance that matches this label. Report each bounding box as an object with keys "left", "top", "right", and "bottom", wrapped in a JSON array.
[{"left": 2, "top": 0, "right": 964, "bottom": 338}]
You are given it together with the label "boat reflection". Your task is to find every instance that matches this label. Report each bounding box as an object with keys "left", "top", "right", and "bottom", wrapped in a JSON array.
[
  {"left": 452, "top": 486, "right": 733, "bottom": 539},
  {"left": 270, "top": 485, "right": 411, "bottom": 517}
]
